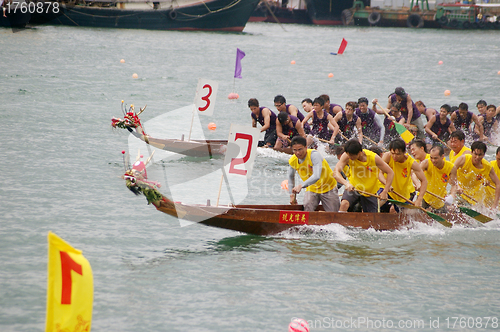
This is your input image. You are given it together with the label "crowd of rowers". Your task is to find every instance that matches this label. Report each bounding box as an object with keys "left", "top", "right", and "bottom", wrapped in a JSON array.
[{"left": 248, "top": 87, "right": 500, "bottom": 214}]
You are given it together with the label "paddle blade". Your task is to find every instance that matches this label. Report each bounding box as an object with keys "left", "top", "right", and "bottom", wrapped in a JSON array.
[
  {"left": 395, "top": 123, "right": 414, "bottom": 143},
  {"left": 389, "top": 200, "right": 451, "bottom": 227},
  {"left": 459, "top": 206, "right": 493, "bottom": 223}
]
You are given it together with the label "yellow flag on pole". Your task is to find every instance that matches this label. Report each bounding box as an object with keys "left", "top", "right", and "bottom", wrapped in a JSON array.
[{"left": 46, "top": 231, "right": 93, "bottom": 332}]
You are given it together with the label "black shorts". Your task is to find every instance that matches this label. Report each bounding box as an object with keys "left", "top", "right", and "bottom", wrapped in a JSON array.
[{"left": 341, "top": 190, "right": 379, "bottom": 213}]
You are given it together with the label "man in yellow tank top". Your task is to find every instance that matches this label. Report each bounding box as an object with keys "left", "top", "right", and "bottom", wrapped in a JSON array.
[
  {"left": 410, "top": 139, "right": 430, "bottom": 163},
  {"left": 288, "top": 136, "right": 340, "bottom": 212},
  {"left": 420, "top": 145, "right": 457, "bottom": 212},
  {"left": 448, "top": 130, "right": 471, "bottom": 163},
  {"left": 333, "top": 139, "right": 394, "bottom": 213},
  {"left": 454, "top": 141, "right": 500, "bottom": 208},
  {"left": 485, "top": 147, "right": 500, "bottom": 207},
  {"left": 381, "top": 139, "right": 428, "bottom": 212}
]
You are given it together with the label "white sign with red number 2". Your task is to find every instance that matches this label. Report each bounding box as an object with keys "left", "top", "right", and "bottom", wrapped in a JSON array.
[
  {"left": 194, "top": 78, "right": 218, "bottom": 116},
  {"left": 223, "top": 124, "right": 260, "bottom": 179}
]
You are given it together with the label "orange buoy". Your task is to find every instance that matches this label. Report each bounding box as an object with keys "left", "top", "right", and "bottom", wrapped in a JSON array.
[
  {"left": 132, "top": 73, "right": 138, "bottom": 79},
  {"left": 328, "top": 73, "right": 334, "bottom": 78},
  {"left": 438, "top": 61, "right": 443, "bottom": 65},
  {"left": 290, "top": 60, "right": 296, "bottom": 64},
  {"left": 120, "top": 59, "right": 125, "bottom": 63},
  {"left": 444, "top": 90, "right": 451, "bottom": 96},
  {"left": 228, "top": 92, "right": 239, "bottom": 99},
  {"left": 208, "top": 122, "right": 217, "bottom": 131}
]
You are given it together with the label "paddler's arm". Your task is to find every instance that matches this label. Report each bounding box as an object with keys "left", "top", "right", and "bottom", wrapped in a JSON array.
[
  {"left": 355, "top": 117, "right": 363, "bottom": 144},
  {"left": 373, "top": 114, "right": 385, "bottom": 145},
  {"left": 406, "top": 95, "right": 414, "bottom": 126},
  {"left": 298, "top": 151, "right": 323, "bottom": 189},
  {"left": 489, "top": 167, "right": 500, "bottom": 208},
  {"left": 276, "top": 119, "right": 287, "bottom": 141},
  {"left": 289, "top": 105, "right": 299, "bottom": 117},
  {"left": 288, "top": 166, "right": 298, "bottom": 204},
  {"left": 412, "top": 162, "right": 427, "bottom": 207},
  {"left": 302, "top": 111, "right": 313, "bottom": 128},
  {"left": 334, "top": 153, "right": 354, "bottom": 191},
  {"left": 329, "top": 112, "right": 342, "bottom": 144},
  {"left": 425, "top": 116, "right": 438, "bottom": 139},
  {"left": 260, "top": 108, "right": 271, "bottom": 132},
  {"left": 377, "top": 154, "right": 394, "bottom": 201},
  {"left": 295, "top": 121, "right": 307, "bottom": 138},
  {"left": 452, "top": 155, "right": 466, "bottom": 195},
  {"left": 327, "top": 114, "right": 340, "bottom": 144},
  {"left": 472, "top": 113, "right": 485, "bottom": 140},
  {"left": 448, "top": 165, "right": 458, "bottom": 202}
]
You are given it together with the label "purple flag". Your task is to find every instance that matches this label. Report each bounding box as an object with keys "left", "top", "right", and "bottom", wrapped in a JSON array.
[{"left": 234, "top": 48, "right": 246, "bottom": 79}]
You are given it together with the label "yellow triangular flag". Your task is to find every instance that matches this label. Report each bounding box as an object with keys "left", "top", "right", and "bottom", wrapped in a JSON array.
[{"left": 46, "top": 232, "right": 93, "bottom": 332}]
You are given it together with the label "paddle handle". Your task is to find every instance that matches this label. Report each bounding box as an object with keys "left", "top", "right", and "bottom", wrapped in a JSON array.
[
  {"left": 376, "top": 102, "right": 393, "bottom": 121},
  {"left": 355, "top": 189, "right": 380, "bottom": 199},
  {"left": 424, "top": 190, "right": 445, "bottom": 202},
  {"left": 460, "top": 192, "right": 478, "bottom": 203}
]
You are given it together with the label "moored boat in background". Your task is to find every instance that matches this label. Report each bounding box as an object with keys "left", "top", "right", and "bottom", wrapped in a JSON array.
[
  {"left": 249, "top": 0, "right": 312, "bottom": 24},
  {"left": 305, "top": 0, "right": 353, "bottom": 25},
  {"left": 8, "top": 0, "right": 260, "bottom": 31},
  {"left": 343, "top": 0, "right": 440, "bottom": 28},
  {"left": 435, "top": 3, "right": 500, "bottom": 29}
]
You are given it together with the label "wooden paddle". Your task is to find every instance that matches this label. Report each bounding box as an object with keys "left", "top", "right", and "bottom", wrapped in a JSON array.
[
  {"left": 390, "top": 190, "right": 451, "bottom": 226},
  {"left": 425, "top": 190, "right": 493, "bottom": 223},
  {"left": 376, "top": 102, "right": 414, "bottom": 143},
  {"left": 363, "top": 136, "right": 387, "bottom": 151}
]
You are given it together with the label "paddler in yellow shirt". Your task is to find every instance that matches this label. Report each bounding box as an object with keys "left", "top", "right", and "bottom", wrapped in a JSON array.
[
  {"left": 484, "top": 147, "right": 500, "bottom": 207},
  {"left": 420, "top": 145, "right": 457, "bottom": 212},
  {"left": 448, "top": 130, "right": 471, "bottom": 163},
  {"left": 454, "top": 141, "right": 500, "bottom": 208},
  {"left": 333, "top": 139, "right": 394, "bottom": 213},
  {"left": 381, "top": 139, "right": 428, "bottom": 213},
  {"left": 288, "top": 136, "right": 340, "bottom": 212},
  {"left": 410, "top": 139, "right": 430, "bottom": 163}
]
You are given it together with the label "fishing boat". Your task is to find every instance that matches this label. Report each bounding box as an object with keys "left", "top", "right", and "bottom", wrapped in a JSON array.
[
  {"left": 304, "top": 0, "right": 353, "bottom": 25},
  {"left": 343, "top": 0, "right": 440, "bottom": 28},
  {"left": 26, "top": 0, "right": 260, "bottom": 32},
  {"left": 434, "top": 3, "right": 500, "bottom": 29},
  {"left": 249, "top": 0, "right": 312, "bottom": 24}
]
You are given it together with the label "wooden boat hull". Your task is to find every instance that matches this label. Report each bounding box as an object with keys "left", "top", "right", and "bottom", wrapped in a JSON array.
[
  {"left": 152, "top": 195, "right": 469, "bottom": 236},
  {"left": 129, "top": 130, "right": 228, "bottom": 158}
]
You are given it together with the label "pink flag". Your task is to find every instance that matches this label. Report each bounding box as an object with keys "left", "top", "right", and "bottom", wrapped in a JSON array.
[
  {"left": 234, "top": 48, "right": 246, "bottom": 79},
  {"left": 337, "top": 38, "right": 348, "bottom": 55}
]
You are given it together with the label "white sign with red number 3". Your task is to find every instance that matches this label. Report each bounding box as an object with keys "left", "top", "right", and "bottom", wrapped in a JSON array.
[
  {"left": 224, "top": 124, "right": 260, "bottom": 179},
  {"left": 194, "top": 78, "right": 218, "bottom": 116}
]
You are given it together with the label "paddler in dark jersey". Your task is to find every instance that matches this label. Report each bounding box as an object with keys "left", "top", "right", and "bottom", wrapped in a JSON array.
[
  {"left": 383, "top": 102, "right": 406, "bottom": 143},
  {"left": 387, "top": 87, "right": 425, "bottom": 140},
  {"left": 274, "top": 95, "right": 310, "bottom": 134},
  {"left": 449, "top": 102, "right": 483, "bottom": 141},
  {"left": 356, "top": 97, "right": 385, "bottom": 146},
  {"left": 425, "top": 104, "right": 456, "bottom": 146},
  {"left": 274, "top": 111, "right": 307, "bottom": 152},
  {"left": 248, "top": 98, "right": 277, "bottom": 147},
  {"left": 473, "top": 104, "right": 497, "bottom": 141},
  {"left": 319, "top": 94, "right": 344, "bottom": 116},
  {"left": 333, "top": 101, "right": 363, "bottom": 144},
  {"left": 301, "top": 97, "right": 338, "bottom": 146}
]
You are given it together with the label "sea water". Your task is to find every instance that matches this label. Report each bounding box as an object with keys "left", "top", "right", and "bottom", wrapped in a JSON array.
[{"left": 1, "top": 23, "right": 500, "bottom": 331}]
